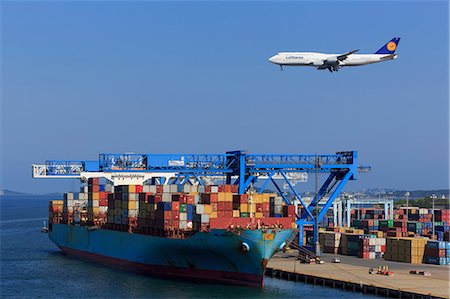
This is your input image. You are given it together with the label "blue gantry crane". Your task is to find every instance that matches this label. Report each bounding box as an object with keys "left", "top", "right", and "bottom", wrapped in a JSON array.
[{"left": 32, "top": 150, "right": 370, "bottom": 246}]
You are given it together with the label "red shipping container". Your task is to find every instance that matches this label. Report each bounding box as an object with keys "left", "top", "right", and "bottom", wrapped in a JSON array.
[
  {"left": 164, "top": 219, "right": 172, "bottom": 228},
  {"left": 219, "top": 185, "right": 232, "bottom": 192},
  {"left": 88, "top": 178, "right": 99, "bottom": 185},
  {"left": 256, "top": 204, "right": 263, "bottom": 212},
  {"left": 179, "top": 195, "right": 187, "bottom": 204},
  {"left": 136, "top": 185, "right": 143, "bottom": 193},
  {"left": 231, "top": 185, "right": 238, "bottom": 193},
  {"left": 156, "top": 185, "right": 164, "bottom": 193},
  {"left": 155, "top": 195, "right": 162, "bottom": 203},
  {"left": 204, "top": 186, "right": 212, "bottom": 193},
  {"left": 224, "top": 202, "right": 233, "bottom": 211},
  {"left": 211, "top": 203, "right": 218, "bottom": 212},
  {"left": 100, "top": 192, "right": 107, "bottom": 199},
  {"left": 99, "top": 199, "right": 108, "bottom": 206},
  {"left": 287, "top": 205, "right": 296, "bottom": 217},
  {"left": 186, "top": 196, "right": 195, "bottom": 204},
  {"left": 172, "top": 202, "right": 180, "bottom": 211},
  {"left": 89, "top": 185, "right": 100, "bottom": 192},
  {"left": 173, "top": 220, "right": 179, "bottom": 228},
  {"left": 239, "top": 194, "right": 248, "bottom": 203},
  {"left": 164, "top": 211, "right": 172, "bottom": 219},
  {"left": 263, "top": 211, "right": 270, "bottom": 217},
  {"left": 218, "top": 202, "right": 225, "bottom": 211},
  {"left": 218, "top": 211, "right": 227, "bottom": 218},
  {"left": 381, "top": 245, "right": 386, "bottom": 252},
  {"left": 209, "top": 193, "right": 217, "bottom": 203},
  {"left": 262, "top": 202, "right": 270, "bottom": 212}
]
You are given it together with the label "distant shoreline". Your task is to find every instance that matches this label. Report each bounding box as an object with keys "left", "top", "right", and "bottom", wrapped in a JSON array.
[{"left": 0, "top": 190, "right": 62, "bottom": 197}]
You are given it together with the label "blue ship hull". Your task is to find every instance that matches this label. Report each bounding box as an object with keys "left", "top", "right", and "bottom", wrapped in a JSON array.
[{"left": 49, "top": 224, "right": 296, "bottom": 287}]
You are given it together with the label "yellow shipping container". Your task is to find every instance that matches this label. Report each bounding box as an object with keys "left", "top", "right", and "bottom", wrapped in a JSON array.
[
  {"left": 128, "top": 201, "right": 137, "bottom": 210},
  {"left": 92, "top": 192, "right": 100, "bottom": 200},
  {"left": 240, "top": 204, "right": 248, "bottom": 213},
  {"left": 232, "top": 210, "right": 240, "bottom": 217},
  {"left": 218, "top": 192, "right": 226, "bottom": 201},
  {"left": 204, "top": 204, "right": 212, "bottom": 214},
  {"left": 255, "top": 212, "right": 263, "bottom": 218},
  {"left": 210, "top": 212, "right": 218, "bottom": 219},
  {"left": 128, "top": 185, "right": 136, "bottom": 193},
  {"left": 225, "top": 192, "right": 233, "bottom": 202},
  {"left": 253, "top": 195, "right": 262, "bottom": 204}
]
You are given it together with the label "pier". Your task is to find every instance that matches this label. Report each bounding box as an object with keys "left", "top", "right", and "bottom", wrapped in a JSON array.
[{"left": 267, "top": 253, "right": 449, "bottom": 298}]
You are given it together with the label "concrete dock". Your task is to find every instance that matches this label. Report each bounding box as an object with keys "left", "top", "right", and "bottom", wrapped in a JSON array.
[{"left": 267, "top": 252, "right": 450, "bottom": 298}]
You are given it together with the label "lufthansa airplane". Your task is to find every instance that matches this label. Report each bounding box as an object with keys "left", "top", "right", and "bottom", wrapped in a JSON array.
[{"left": 268, "top": 37, "right": 400, "bottom": 72}]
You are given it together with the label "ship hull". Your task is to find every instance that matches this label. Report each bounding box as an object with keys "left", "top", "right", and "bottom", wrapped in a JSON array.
[{"left": 49, "top": 224, "right": 296, "bottom": 287}]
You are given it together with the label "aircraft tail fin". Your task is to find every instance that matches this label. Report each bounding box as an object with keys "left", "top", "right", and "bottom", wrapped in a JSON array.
[{"left": 375, "top": 37, "right": 401, "bottom": 54}]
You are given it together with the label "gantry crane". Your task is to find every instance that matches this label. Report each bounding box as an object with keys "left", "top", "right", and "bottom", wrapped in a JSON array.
[{"left": 32, "top": 150, "right": 370, "bottom": 246}]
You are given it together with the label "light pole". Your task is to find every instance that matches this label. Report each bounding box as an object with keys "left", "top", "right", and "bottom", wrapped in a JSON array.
[
  {"left": 315, "top": 154, "right": 320, "bottom": 257},
  {"left": 405, "top": 192, "right": 410, "bottom": 221},
  {"left": 431, "top": 193, "right": 437, "bottom": 238}
]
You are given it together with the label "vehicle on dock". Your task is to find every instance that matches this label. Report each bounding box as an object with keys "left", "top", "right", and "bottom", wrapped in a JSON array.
[{"left": 332, "top": 257, "right": 341, "bottom": 263}]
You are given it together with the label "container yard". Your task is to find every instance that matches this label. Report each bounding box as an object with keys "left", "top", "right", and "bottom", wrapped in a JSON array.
[{"left": 305, "top": 206, "right": 450, "bottom": 265}]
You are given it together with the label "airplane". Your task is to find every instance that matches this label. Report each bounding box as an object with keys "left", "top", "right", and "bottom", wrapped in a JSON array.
[{"left": 268, "top": 37, "right": 400, "bottom": 72}]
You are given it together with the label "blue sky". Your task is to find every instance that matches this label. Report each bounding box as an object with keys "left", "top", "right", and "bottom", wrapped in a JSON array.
[{"left": 1, "top": 1, "right": 449, "bottom": 193}]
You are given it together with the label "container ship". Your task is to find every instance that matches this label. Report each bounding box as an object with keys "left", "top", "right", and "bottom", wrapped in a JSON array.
[{"left": 47, "top": 179, "right": 298, "bottom": 287}]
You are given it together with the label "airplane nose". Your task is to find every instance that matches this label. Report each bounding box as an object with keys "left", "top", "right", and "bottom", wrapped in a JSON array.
[{"left": 269, "top": 55, "right": 277, "bottom": 63}]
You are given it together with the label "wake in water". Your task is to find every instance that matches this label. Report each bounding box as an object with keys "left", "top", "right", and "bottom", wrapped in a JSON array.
[{"left": 0, "top": 217, "right": 46, "bottom": 224}]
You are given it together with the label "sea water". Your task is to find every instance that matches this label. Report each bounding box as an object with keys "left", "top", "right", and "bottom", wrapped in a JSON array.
[{"left": 1, "top": 195, "right": 375, "bottom": 298}]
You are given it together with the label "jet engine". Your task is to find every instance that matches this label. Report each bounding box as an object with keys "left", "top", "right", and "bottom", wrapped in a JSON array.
[{"left": 324, "top": 56, "right": 338, "bottom": 64}]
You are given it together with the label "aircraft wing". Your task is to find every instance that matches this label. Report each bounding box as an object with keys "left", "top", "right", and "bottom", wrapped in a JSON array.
[{"left": 336, "top": 49, "right": 359, "bottom": 61}]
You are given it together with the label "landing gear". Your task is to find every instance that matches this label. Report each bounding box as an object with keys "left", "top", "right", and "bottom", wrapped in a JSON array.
[
  {"left": 327, "top": 66, "right": 340, "bottom": 72},
  {"left": 280, "top": 65, "right": 284, "bottom": 71}
]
